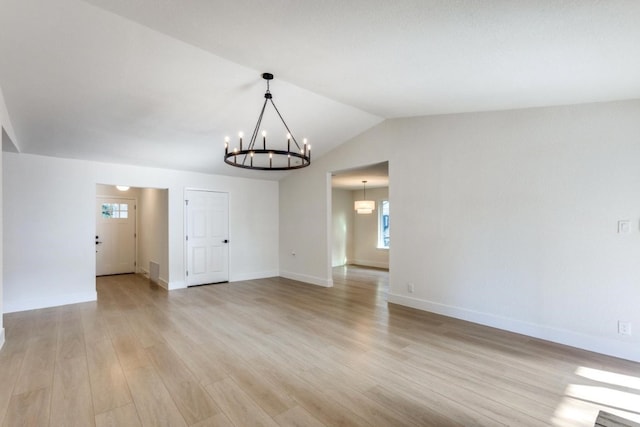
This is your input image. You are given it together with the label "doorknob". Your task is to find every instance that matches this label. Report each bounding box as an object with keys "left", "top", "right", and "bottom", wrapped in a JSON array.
[
  {"left": 96, "top": 241, "right": 103, "bottom": 245},
  {"left": 223, "top": 239, "right": 229, "bottom": 243}
]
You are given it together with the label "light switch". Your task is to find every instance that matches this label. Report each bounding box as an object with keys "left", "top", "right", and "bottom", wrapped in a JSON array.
[{"left": 618, "top": 220, "right": 630, "bottom": 234}]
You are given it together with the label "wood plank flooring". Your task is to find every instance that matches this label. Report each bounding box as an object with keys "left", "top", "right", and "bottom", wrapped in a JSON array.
[{"left": 1, "top": 265, "right": 639, "bottom": 426}]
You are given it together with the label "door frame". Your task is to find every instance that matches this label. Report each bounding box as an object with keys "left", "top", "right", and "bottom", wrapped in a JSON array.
[
  {"left": 95, "top": 195, "right": 138, "bottom": 276},
  {"left": 183, "top": 188, "right": 230, "bottom": 286}
]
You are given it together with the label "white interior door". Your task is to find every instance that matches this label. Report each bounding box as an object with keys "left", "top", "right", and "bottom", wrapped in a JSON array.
[
  {"left": 96, "top": 197, "right": 136, "bottom": 276},
  {"left": 185, "top": 190, "right": 229, "bottom": 286}
]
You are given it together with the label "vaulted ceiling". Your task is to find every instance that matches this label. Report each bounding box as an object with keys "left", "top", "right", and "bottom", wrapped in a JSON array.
[{"left": 1, "top": 0, "right": 639, "bottom": 180}]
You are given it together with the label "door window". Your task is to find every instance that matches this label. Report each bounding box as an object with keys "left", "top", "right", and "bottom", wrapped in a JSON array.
[{"left": 101, "top": 203, "right": 129, "bottom": 219}]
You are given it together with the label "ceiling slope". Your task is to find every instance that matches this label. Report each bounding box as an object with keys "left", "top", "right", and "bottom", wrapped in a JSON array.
[{"left": 0, "top": 0, "right": 382, "bottom": 178}]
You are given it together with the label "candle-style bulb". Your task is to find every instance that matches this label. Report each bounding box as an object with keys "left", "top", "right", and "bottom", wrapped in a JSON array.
[
  {"left": 262, "top": 130, "right": 267, "bottom": 137},
  {"left": 238, "top": 131, "right": 244, "bottom": 138}
]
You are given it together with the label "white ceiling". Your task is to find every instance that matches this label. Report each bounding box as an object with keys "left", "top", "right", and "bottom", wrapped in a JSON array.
[
  {"left": 1, "top": 0, "right": 639, "bottom": 179},
  {"left": 332, "top": 162, "right": 389, "bottom": 190}
]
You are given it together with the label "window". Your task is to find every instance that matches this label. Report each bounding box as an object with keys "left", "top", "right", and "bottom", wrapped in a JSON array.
[
  {"left": 378, "top": 200, "right": 389, "bottom": 249},
  {"left": 101, "top": 203, "right": 129, "bottom": 219}
]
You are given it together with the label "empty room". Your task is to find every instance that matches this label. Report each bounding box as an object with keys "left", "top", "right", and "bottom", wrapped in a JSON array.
[{"left": 1, "top": 1, "right": 639, "bottom": 426}]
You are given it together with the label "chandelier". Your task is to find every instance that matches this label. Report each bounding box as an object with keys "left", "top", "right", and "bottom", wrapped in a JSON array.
[
  {"left": 354, "top": 180, "right": 375, "bottom": 214},
  {"left": 224, "top": 73, "right": 311, "bottom": 170}
]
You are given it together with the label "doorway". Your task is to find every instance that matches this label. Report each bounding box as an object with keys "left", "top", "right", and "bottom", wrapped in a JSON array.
[
  {"left": 330, "top": 161, "right": 389, "bottom": 286},
  {"left": 95, "top": 184, "right": 169, "bottom": 287}
]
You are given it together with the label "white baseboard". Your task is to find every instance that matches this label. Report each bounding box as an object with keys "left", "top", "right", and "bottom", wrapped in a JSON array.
[
  {"left": 350, "top": 259, "right": 389, "bottom": 269},
  {"left": 158, "top": 278, "right": 169, "bottom": 290},
  {"left": 0, "top": 328, "right": 4, "bottom": 351},
  {"left": 230, "top": 270, "right": 280, "bottom": 282},
  {"left": 4, "top": 291, "right": 98, "bottom": 314},
  {"left": 138, "top": 267, "right": 150, "bottom": 278},
  {"left": 167, "top": 280, "right": 186, "bottom": 290},
  {"left": 280, "top": 270, "right": 333, "bottom": 287},
  {"left": 387, "top": 293, "right": 640, "bottom": 363}
]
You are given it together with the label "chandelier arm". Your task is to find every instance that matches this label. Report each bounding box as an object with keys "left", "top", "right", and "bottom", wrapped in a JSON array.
[
  {"left": 269, "top": 99, "right": 302, "bottom": 150},
  {"left": 248, "top": 98, "right": 268, "bottom": 151},
  {"left": 241, "top": 98, "right": 269, "bottom": 165}
]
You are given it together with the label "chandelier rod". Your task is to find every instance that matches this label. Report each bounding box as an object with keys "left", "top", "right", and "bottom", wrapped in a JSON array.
[
  {"left": 248, "top": 98, "right": 268, "bottom": 151},
  {"left": 269, "top": 98, "right": 302, "bottom": 151},
  {"left": 242, "top": 97, "right": 269, "bottom": 166}
]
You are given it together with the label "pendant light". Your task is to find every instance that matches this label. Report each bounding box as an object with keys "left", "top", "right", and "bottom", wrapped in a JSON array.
[{"left": 354, "top": 180, "right": 375, "bottom": 214}]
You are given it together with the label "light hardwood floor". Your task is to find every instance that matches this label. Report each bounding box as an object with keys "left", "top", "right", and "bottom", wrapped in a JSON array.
[{"left": 1, "top": 266, "right": 639, "bottom": 426}]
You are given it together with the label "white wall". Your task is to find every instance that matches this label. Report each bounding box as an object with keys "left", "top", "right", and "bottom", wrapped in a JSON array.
[
  {"left": 3, "top": 152, "right": 279, "bottom": 312},
  {"left": 0, "top": 84, "right": 14, "bottom": 349},
  {"left": 138, "top": 187, "right": 169, "bottom": 286},
  {"left": 280, "top": 172, "right": 333, "bottom": 286},
  {"left": 0, "top": 137, "right": 3, "bottom": 349},
  {"left": 280, "top": 99, "right": 640, "bottom": 362},
  {"left": 352, "top": 187, "right": 389, "bottom": 269},
  {"left": 331, "top": 188, "right": 353, "bottom": 266},
  {"left": 0, "top": 142, "right": 3, "bottom": 349}
]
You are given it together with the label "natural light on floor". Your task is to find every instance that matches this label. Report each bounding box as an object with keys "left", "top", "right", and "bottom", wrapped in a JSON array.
[
  {"left": 552, "top": 367, "right": 640, "bottom": 426},
  {"left": 575, "top": 366, "right": 640, "bottom": 391}
]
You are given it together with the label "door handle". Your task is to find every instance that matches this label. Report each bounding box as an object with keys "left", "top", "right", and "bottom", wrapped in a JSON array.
[
  {"left": 223, "top": 239, "right": 229, "bottom": 243},
  {"left": 96, "top": 241, "right": 103, "bottom": 245}
]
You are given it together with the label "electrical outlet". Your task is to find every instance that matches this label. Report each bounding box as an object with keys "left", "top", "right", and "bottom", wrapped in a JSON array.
[
  {"left": 618, "top": 321, "right": 632, "bottom": 336},
  {"left": 408, "top": 283, "right": 414, "bottom": 293},
  {"left": 618, "top": 220, "right": 631, "bottom": 234}
]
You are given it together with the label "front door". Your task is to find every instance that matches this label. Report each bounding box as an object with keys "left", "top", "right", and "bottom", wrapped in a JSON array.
[
  {"left": 96, "top": 197, "right": 136, "bottom": 276},
  {"left": 185, "top": 190, "right": 229, "bottom": 286}
]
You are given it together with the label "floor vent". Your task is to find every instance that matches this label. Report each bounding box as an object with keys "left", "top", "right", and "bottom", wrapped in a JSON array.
[{"left": 149, "top": 261, "right": 160, "bottom": 284}]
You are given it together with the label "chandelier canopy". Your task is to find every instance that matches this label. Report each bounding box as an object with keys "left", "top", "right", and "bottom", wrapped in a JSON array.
[{"left": 224, "top": 73, "right": 310, "bottom": 171}]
